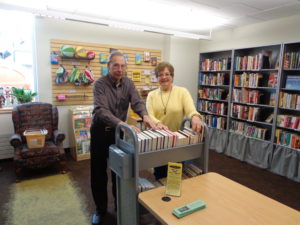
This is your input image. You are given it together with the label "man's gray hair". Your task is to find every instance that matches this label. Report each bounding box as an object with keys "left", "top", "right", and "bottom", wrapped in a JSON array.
[{"left": 108, "top": 51, "right": 126, "bottom": 64}]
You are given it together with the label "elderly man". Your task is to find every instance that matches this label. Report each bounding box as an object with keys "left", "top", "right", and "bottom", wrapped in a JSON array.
[{"left": 90, "top": 51, "right": 155, "bottom": 224}]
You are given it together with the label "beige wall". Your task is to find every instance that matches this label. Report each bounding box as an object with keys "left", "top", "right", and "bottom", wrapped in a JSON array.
[{"left": 2, "top": 14, "right": 300, "bottom": 151}]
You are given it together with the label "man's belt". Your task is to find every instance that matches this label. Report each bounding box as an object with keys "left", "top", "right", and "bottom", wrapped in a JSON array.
[{"left": 104, "top": 126, "right": 114, "bottom": 132}]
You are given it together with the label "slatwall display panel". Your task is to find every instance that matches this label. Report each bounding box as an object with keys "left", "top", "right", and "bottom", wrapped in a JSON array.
[{"left": 51, "top": 39, "right": 161, "bottom": 106}]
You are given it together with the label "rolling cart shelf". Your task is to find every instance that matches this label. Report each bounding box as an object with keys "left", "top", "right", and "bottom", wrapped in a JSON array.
[
  {"left": 138, "top": 144, "right": 205, "bottom": 170},
  {"left": 109, "top": 119, "right": 209, "bottom": 225}
]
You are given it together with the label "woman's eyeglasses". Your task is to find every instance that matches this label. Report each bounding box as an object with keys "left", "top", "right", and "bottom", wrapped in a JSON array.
[{"left": 157, "top": 73, "right": 171, "bottom": 78}]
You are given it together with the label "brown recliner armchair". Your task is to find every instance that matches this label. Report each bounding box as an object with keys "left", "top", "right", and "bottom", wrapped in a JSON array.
[{"left": 10, "top": 102, "right": 66, "bottom": 180}]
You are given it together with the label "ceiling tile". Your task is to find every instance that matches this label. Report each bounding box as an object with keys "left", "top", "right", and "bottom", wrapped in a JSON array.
[
  {"left": 190, "top": 0, "right": 237, "bottom": 9},
  {"left": 252, "top": 2, "right": 300, "bottom": 20},
  {"left": 242, "top": 0, "right": 297, "bottom": 10},
  {"left": 218, "top": 3, "right": 260, "bottom": 17},
  {"left": 228, "top": 16, "right": 264, "bottom": 27}
]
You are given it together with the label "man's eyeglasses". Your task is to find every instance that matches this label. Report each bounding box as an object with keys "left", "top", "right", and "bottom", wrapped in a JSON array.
[{"left": 112, "top": 64, "right": 127, "bottom": 70}]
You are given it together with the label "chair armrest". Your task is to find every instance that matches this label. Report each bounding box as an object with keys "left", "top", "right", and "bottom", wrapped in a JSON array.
[
  {"left": 53, "top": 130, "right": 65, "bottom": 145},
  {"left": 10, "top": 134, "right": 22, "bottom": 148}
]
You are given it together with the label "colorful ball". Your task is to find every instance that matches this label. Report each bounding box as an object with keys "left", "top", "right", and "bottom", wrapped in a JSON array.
[{"left": 61, "top": 45, "right": 75, "bottom": 58}]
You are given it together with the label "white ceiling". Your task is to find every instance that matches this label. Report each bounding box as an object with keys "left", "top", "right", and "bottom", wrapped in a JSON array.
[{"left": 1, "top": 0, "right": 300, "bottom": 39}]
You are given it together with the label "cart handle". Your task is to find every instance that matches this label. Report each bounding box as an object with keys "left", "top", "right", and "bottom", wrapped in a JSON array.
[{"left": 115, "top": 123, "right": 138, "bottom": 154}]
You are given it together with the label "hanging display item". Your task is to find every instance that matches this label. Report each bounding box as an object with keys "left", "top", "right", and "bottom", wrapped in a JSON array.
[
  {"left": 135, "top": 53, "right": 142, "bottom": 64},
  {"left": 51, "top": 52, "right": 59, "bottom": 64},
  {"left": 55, "top": 65, "right": 69, "bottom": 84},
  {"left": 69, "top": 66, "right": 82, "bottom": 85},
  {"left": 132, "top": 71, "right": 141, "bottom": 82},
  {"left": 75, "top": 46, "right": 87, "bottom": 58},
  {"left": 144, "top": 51, "right": 150, "bottom": 62},
  {"left": 101, "top": 66, "right": 108, "bottom": 75},
  {"left": 87, "top": 51, "right": 95, "bottom": 60},
  {"left": 100, "top": 53, "right": 109, "bottom": 63},
  {"left": 61, "top": 45, "right": 75, "bottom": 58},
  {"left": 82, "top": 66, "right": 95, "bottom": 85}
]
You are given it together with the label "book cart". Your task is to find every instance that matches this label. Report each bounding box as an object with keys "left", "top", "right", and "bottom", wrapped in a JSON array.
[{"left": 109, "top": 119, "right": 209, "bottom": 225}]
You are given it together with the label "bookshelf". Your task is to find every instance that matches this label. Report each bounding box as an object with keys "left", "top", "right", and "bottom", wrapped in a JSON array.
[
  {"left": 69, "top": 106, "right": 93, "bottom": 161},
  {"left": 276, "top": 42, "right": 300, "bottom": 149},
  {"left": 198, "top": 50, "right": 232, "bottom": 153},
  {"left": 199, "top": 43, "right": 300, "bottom": 182},
  {"left": 230, "top": 44, "right": 281, "bottom": 143}
]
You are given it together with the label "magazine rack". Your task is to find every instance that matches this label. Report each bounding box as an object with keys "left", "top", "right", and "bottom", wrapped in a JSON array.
[{"left": 109, "top": 119, "right": 209, "bottom": 225}]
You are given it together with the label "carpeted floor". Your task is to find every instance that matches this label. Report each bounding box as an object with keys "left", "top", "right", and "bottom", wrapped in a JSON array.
[
  {"left": 3, "top": 174, "right": 90, "bottom": 225},
  {"left": 0, "top": 150, "right": 299, "bottom": 225}
]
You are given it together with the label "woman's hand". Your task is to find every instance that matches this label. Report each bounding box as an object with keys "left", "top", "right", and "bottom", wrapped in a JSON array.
[
  {"left": 156, "top": 122, "right": 169, "bottom": 130},
  {"left": 191, "top": 115, "right": 205, "bottom": 134}
]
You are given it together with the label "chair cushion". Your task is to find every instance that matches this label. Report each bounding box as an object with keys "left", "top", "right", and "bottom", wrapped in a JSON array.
[{"left": 20, "top": 141, "right": 61, "bottom": 159}]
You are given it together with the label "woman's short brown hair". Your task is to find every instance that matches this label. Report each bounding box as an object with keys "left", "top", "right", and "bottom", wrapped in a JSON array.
[{"left": 155, "top": 62, "right": 174, "bottom": 78}]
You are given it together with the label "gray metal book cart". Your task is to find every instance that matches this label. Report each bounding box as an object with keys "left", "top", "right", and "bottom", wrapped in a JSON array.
[{"left": 109, "top": 119, "right": 209, "bottom": 225}]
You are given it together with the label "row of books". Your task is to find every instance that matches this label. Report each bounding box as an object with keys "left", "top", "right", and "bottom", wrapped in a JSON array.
[
  {"left": 283, "top": 52, "right": 300, "bottom": 69},
  {"left": 230, "top": 120, "right": 267, "bottom": 140},
  {"left": 199, "top": 73, "right": 229, "bottom": 86},
  {"left": 75, "top": 129, "right": 90, "bottom": 155},
  {"left": 277, "top": 115, "right": 300, "bottom": 130},
  {"left": 234, "top": 52, "right": 271, "bottom": 70},
  {"left": 279, "top": 92, "right": 300, "bottom": 110},
  {"left": 203, "top": 115, "right": 227, "bottom": 130},
  {"left": 73, "top": 116, "right": 92, "bottom": 129},
  {"left": 201, "top": 57, "right": 231, "bottom": 71},
  {"left": 137, "top": 128, "right": 204, "bottom": 153},
  {"left": 232, "top": 88, "right": 261, "bottom": 104},
  {"left": 198, "top": 101, "right": 227, "bottom": 115},
  {"left": 275, "top": 129, "right": 300, "bottom": 149},
  {"left": 234, "top": 72, "right": 263, "bottom": 87},
  {"left": 232, "top": 105, "right": 263, "bottom": 122},
  {"left": 198, "top": 88, "right": 228, "bottom": 100}
]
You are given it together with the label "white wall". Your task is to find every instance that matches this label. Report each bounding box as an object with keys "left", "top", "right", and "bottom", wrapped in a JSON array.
[
  {"left": 168, "top": 37, "right": 201, "bottom": 100},
  {"left": 198, "top": 14, "right": 300, "bottom": 52}
]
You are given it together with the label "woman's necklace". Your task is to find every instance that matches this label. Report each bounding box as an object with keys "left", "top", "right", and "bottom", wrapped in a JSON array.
[{"left": 160, "top": 87, "right": 172, "bottom": 115}]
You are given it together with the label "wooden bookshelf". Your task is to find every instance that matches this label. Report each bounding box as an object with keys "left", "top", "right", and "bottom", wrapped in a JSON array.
[{"left": 69, "top": 106, "right": 93, "bottom": 161}]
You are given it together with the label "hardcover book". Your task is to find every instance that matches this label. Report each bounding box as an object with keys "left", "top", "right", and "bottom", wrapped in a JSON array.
[{"left": 285, "top": 75, "right": 300, "bottom": 89}]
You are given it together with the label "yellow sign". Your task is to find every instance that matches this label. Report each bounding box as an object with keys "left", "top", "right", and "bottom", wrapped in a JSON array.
[
  {"left": 165, "top": 162, "right": 182, "bottom": 197},
  {"left": 132, "top": 71, "right": 141, "bottom": 82}
]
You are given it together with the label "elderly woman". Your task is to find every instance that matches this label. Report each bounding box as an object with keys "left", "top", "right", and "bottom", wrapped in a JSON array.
[{"left": 146, "top": 61, "right": 204, "bottom": 179}]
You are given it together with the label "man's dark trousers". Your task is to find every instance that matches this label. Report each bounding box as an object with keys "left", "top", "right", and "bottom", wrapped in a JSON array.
[{"left": 90, "top": 122, "right": 116, "bottom": 215}]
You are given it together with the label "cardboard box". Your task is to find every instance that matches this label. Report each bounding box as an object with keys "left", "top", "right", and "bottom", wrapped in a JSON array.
[{"left": 23, "top": 129, "right": 48, "bottom": 149}]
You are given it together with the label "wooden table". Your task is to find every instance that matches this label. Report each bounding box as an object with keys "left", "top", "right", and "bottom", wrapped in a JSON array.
[{"left": 138, "top": 172, "right": 300, "bottom": 225}]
